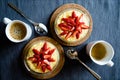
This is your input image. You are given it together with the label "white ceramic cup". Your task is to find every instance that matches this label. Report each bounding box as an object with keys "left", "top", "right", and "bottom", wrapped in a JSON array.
[
  {"left": 3, "top": 17, "right": 32, "bottom": 43},
  {"left": 86, "top": 40, "right": 114, "bottom": 67}
]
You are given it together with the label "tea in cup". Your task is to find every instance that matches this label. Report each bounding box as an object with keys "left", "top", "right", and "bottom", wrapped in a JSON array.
[
  {"left": 3, "top": 17, "right": 32, "bottom": 43},
  {"left": 86, "top": 40, "right": 114, "bottom": 67}
]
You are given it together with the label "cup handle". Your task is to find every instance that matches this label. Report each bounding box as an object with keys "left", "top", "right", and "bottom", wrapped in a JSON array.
[
  {"left": 3, "top": 17, "right": 12, "bottom": 24},
  {"left": 106, "top": 60, "right": 114, "bottom": 67}
]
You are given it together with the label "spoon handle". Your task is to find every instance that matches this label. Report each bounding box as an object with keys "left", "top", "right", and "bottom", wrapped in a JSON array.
[
  {"left": 8, "top": 3, "right": 35, "bottom": 24},
  {"left": 76, "top": 57, "right": 101, "bottom": 80}
]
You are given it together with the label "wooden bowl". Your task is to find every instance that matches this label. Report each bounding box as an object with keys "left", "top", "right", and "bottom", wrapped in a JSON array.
[
  {"left": 22, "top": 36, "right": 65, "bottom": 79},
  {"left": 50, "top": 3, "right": 93, "bottom": 46}
]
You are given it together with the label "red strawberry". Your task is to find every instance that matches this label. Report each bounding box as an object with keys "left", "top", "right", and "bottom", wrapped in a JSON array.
[
  {"left": 28, "top": 57, "right": 37, "bottom": 62},
  {"left": 48, "top": 58, "right": 55, "bottom": 62},
  {"left": 76, "top": 26, "right": 82, "bottom": 33},
  {"left": 44, "top": 55, "right": 51, "bottom": 59},
  {"left": 33, "top": 54, "right": 39, "bottom": 59},
  {"left": 60, "top": 31, "right": 68, "bottom": 36},
  {"left": 59, "top": 26, "right": 70, "bottom": 31},
  {"left": 62, "top": 18, "right": 75, "bottom": 25},
  {"left": 65, "top": 32, "right": 72, "bottom": 39},
  {"left": 43, "top": 60, "right": 50, "bottom": 65},
  {"left": 36, "top": 62, "right": 41, "bottom": 69},
  {"left": 42, "top": 42, "right": 48, "bottom": 51},
  {"left": 32, "top": 49, "right": 39, "bottom": 55},
  {"left": 76, "top": 32, "right": 80, "bottom": 39},
  {"left": 72, "top": 11, "right": 77, "bottom": 18},
  {"left": 48, "top": 49, "right": 55, "bottom": 55},
  {"left": 72, "top": 30, "right": 78, "bottom": 37},
  {"left": 59, "top": 23, "right": 72, "bottom": 30},
  {"left": 81, "top": 24, "right": 89, "bottom": 29},
  {"left": 41, "top": 65, "right": 46, "bottom": 72},
  {"left": 46, "top": 65, "right": 52, "bottom": 71}
]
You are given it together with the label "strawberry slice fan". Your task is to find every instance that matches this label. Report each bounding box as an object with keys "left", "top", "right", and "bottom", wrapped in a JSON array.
[
  {"left": 28, "top": 42, "right": 55, "bottom": 72},
  {"left": 58, "top": 11, "right": 89, "bottom": 40}
]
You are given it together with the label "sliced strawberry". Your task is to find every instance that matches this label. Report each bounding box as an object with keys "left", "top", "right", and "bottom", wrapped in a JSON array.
[
  {"left": 36, "top": 62, "right": 41, "bottom": 69},
  {"left": 28, "top": 57, "right": 37, "bottom": 62},
  {"left": 60, "top": 31, "right": 68, "bottom": 36},
  {"left": 76, "top": 32, "right": 80, "bottom": 39},
  {"left": 48, "top": 58, "right": 55, "bottom": 62},
  {"left": 48, "top": 49, "right": 55, "bottom": 55},
  {"left": 75, "top": 14, "right": 83, "bottom": 25},
  {"left": 75, "top": 17, "right": 80, "bottom": 25},
  {"left": 41, "top": 65, "right": 46, "bottom": 72},
  {"left": 58, "top": 23, "right": 71, "bottom": 29},
  {"left": 41, "top": 61, "right": 45, "bottom": 66},
  {"left": 59, "top": 26, "right": 70, "bottom": 31},
  {"left": 72, "top": 11, "right": 77, "bottom": 18},
  {"left": 65, "top": 32, "right": 72, "bottom": 39},
  {"left": 33, "top": 54, "right": 39, "bottom": 59},
  {"left": 46, "top": 65, "right": 52, "bottom": 71},
  {"left": 43, "top": 60, "right": 50, "bottom": 65},
  {"left": 76, "top": 26, "right": 82, "bottom": 32},
  {"left": 81, "top": 24, "right": 89, "bottom": 29},
  {"left": 62, "top": 18, "right": 75, "bottom": 25},
  {"left": 44, "top": 55, "right": 51, "bottom": 59},
  {"left": 32, "top": 49, "right": 39, "bottom": 55},
  {"left": 42, "top": 42, "right": 48, "bottom": 51},
  {"left": 72, "top": 30, "right": 78, "bottom": 37}
]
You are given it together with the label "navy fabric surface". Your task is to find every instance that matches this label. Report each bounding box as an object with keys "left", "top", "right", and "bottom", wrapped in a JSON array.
[{"left": 0, "top": 0, "right": 120, "bottom": 80}]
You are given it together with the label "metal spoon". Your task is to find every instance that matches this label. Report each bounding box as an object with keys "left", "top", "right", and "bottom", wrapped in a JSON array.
[
  {"left": 66, "top": 49, "right": 101, "bottom": 80},
  {"left": 8, "top": 3, "right": 48, "bottom": 35}
]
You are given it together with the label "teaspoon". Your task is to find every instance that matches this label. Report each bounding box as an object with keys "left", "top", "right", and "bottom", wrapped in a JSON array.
[
  {"left": 66, "top": 49, "right": 101, "bottom": 80},
  {"left": 8, "top": 3, "right": 48, "bottom": 35}
]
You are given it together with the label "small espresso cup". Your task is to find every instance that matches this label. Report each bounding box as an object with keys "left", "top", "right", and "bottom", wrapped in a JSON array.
[
  {"left": 86, "top": 40, "right": 114, "bottom": 67},
  {"left": 3, "top": 17, "right": 32, "bottom": 43}
]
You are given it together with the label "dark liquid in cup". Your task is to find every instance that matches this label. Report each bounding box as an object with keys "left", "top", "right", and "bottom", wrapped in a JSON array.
[
  {"left": 10, "top": 22, "right": 27, "bottom": 40},
  {"left": 91, "top": 43, "right": 107, "bottom": 60}
]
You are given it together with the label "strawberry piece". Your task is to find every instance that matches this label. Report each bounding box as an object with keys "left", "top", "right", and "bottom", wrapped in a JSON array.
[
  {"left": 33, "top": 54, "right": 39, "bottom": 59},
  {"left": 65, "top": 32, "right": 72, "bottom": 39},
  {"left": 42, "top": 42, "right": 48, "bottom": 51},
  {"left": 28, "top": 57, "right": 37, "bottom": 62},
  {"left": 41, "top": 65, "right": 46, "bottom": 72},
  {"left": 33, "top": 49, "right": 39, "bottom": 55},
  {"left": 59, "top": 26, "right": 70, "bottom": 31},
  {"left": 60, "top": 31, "right": 68, "bottom": 36},
  {"left": 72, "top": 31, "right": 78, "bottom": 37},
  {"left": 44, "top": 55, "right": 51, "bottom": 59},
  {"left": 43, "top": 60, "right": 50, "bottom": 65},
  {"left": 81, "top": 24, "right": 89, "bottom": 29},
  {"left": 36, "top": 62, "right": 41, "bottom": 69},
  {"left": 48, "top": 49, "right": 55, "bottom": 55},
  {"left": 62, "top": 18, "right": 75, "bottom": 25},
  {"left": 58, "top": 23, "right": 71, "bottom": 29},
  {"left": 72, "top": 11, "right": 77, "bottom": 18},
  {"left": 76, "top": 32, "right": 80, "bottom": 39},
  {"left": 46, "top": 65, "right": 52, "bottom": 71},
  {"left": 76, "top": 26, "right": 82, "bottom": 32},
  {"left": 48, "top": 58, "right": 55, "bottom": 62}
]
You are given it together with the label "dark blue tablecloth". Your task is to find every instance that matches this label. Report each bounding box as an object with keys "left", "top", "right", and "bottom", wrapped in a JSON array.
[{"left": 0, "top": 0, "right": 120, "bottom": 80}]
